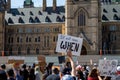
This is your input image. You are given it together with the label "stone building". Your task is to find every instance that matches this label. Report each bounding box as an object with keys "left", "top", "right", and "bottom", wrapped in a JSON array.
[
  {"left": 101, "top": 2, "right": 120, "bottom": 55},
  {"left": 66, "top": 0, "right": 101, "bottom": 55},
  {"left": 0, "top": 0, "right": 120, "bottom": 56},
  {"left": 2, "top": 0, "right": 65, "bottom": 56}
]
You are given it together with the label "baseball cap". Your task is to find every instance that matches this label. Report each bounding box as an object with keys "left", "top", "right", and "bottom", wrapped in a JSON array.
[{"left": 117, "top": 66, "right": 120, "bottom": 74}]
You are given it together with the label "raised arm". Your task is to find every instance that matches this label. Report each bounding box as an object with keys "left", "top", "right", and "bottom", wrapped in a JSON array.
[{"left": 67, "top": 50, "right": 75, "bottom": 76}]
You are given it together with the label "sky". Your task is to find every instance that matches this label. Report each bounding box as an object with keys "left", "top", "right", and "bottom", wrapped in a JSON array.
[{"left": 11, "top": 0, "right": 65, "bottom": 8}]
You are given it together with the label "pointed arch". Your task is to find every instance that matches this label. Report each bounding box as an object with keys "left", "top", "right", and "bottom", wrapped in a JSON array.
[
  {"left": 9, "top": 47, "right": 12, "bottom": 55},
  {"left": 74, "top": 7, "right": 89, "bottom": 18},
  {"left": 81, "top": 46, "right": 87, "bottom": 55},
  {"left": 27, "top": 47, "right": 30, "bottom": 54},
  {"left": 78, "top": 9, "right": 86, "bottom": 26},
  {"left": 36, "top": 48, "right": 39, "bottom": 54},
  {"left": 74, "top": 7, "right": 89, "bottom": 27},
  {"left": 81, "top": 40, "right": 91, "bottom": 55},
  {"left": 18, "top": 47, "right": 21, "bottom": 55}
]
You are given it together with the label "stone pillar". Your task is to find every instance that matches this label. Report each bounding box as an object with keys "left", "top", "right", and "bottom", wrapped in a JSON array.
[
  {"left": 7, "top": 0, "right": 11, "bottom": 10},
  {"left": 53, "top": 0, "right": 56, "bottom": 11},
  {"left": 43, "top": 0, "right": 46, "bottom": 11}
]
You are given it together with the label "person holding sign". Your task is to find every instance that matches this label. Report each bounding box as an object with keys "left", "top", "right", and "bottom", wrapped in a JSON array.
[
  {"left": 115, "top": 66, "right": 120, "bottom": 80},
  {"left": 60, "top": 50, "right": 76, "bottom": 80}
]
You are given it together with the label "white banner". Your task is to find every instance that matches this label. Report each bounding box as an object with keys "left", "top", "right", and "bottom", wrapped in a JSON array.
[
  {"left": 8, "top": 56, "right": 25, "bottom": 60},
  {"left": 56, "top": 34, "right": 83, "bottom": 56},
  {"left": 98, "top": 59, "right": 118, "bottom": 76}
]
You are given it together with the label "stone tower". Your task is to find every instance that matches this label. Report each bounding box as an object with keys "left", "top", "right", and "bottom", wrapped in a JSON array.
[
  {"left": 7, "top": 0, "right": 11, "bottom": 11},
  {"left": 53, "top": 0, "right": 57, "bottom": 11},
  {"left": 43, "top": 0, "right": 46, "bottom": 11},
  {"left": 65, "top": 0, "right": 100, "bottom": 55},
  {"left": 0, "top": 12, "right": 5, "bottom": 56},
  {"left": 24, "top": 0, "right": 34, "bottom": 8},
  {"left": 0, "top": 0, "right": 6, "bottom": 56}
]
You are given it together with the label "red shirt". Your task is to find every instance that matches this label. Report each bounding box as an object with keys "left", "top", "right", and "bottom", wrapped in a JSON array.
[{"left": 87, "top": 77, "right": 99, "bottom": 80}]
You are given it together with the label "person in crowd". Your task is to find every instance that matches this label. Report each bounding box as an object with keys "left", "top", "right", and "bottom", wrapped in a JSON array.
[
  {"left": 28, "top": 68, "right": 36, "bottom": 80},
  {"left": 7, "top": 68, "right": 15, "bottom": 80},
  {"left": 82, "top": 65, "right": 89, "bottom": 80},
  {"left": 115, "top": 66, "right": 120, "bottom": 80},
  {"left": 46, "top": 67, "right": 60, "bottom": 80},
  {"left": 42, "top": 63, "right": 53, "bottom": 80},
  {"left": 60, "top": 50, "right": 75, "bottom": 80},
  {"left": 76, "top": 70, "right": 85, "bottom": 80},
  {"left": 22, "top": 64, "right": 29, "bottom": 80},
  {"left": 27, "top": 65, "right": 31, "bottom": 73},
  {"left": 87, "top": 67, "right": 102, "bottom": 80},
  {"left": 0, "top": 64, "right": 7, "bottom": 80},
  {"left": 13, "top": 62, "right": 23, "bottom": 80},
  {"left": 35, "top": 66, "right": 41, "bottom": 80},
  {"left": 103, "top": 76, "right": 111, "bottom": 80},
  {"left": 75, "top": 65, "right": 85, "bottom": 80}
]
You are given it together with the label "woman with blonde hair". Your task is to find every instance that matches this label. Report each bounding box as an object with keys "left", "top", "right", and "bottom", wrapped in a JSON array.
[{"left": 87, "top": 67, "right": 102, "bottom": 80}]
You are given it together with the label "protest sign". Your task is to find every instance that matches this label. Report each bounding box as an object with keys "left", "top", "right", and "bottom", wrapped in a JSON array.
[
  {"left": 98, "top": 59, "right": 118, "bottom": 76},
  {"left": 8, "top": 56, "right": 25, "bottom": 64},
  {"left": 56, "top": 34, "right": 83, "bottom": 56}
]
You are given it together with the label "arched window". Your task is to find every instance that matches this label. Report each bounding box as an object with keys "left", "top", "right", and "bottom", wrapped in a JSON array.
[
  {"left": 36, "top": 48, "right": 39, "bottom": 54},
  {"left": 27, "top": 47, "right": 30, "bottom": 54},
  {"left": 11, "top": 37, "right": 13, "bottom": 43},
  {"left": 109, "top": 26, "right": 117, "bottom": 31},
  {"left": 78, "top": 10, "right": 86, "bottom": 26},
  {"left": 17, "top": 37, "right": 19, "bottom": 43},
  {"left": 18, "top": 47, "right": 21, "bottom": 55},
  {"left": 38, "top": 36, "right": 40, "bottom": 42},
  {"left": 81, "top": 46, "right": 87, "bottom": 55},
  {"left": 26, "top": 37, "right": 28, "bottom": 42},
  {"left": 9, "top": 48, "right": 12, "bottom": 55}
]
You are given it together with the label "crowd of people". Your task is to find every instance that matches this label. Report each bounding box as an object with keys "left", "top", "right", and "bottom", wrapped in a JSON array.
[{"left": 0, "top": 51, "right": 120, "bottom": 80}]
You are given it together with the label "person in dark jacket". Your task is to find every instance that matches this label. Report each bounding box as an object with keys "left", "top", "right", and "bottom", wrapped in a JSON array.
[
  {"left": 0, "top": 64, "right": 7, "bottom": 80},
  {"left": 7, "top": 68, "right": 15, "bottom": 80},
  {"left": 46, "top": 68, "right": 60, "bottom": 80},
  {"left": 22, "top": 64, "right": 29, "bottom": 80}
]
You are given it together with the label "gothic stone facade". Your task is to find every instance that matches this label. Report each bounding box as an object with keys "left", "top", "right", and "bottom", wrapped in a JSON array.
[{"left": 66, "top": 0, "right": 100, "bottom": 55}]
